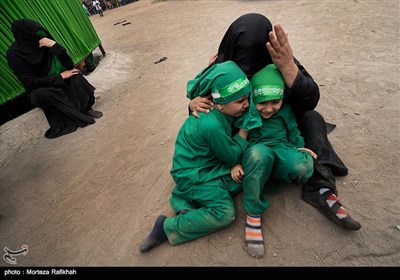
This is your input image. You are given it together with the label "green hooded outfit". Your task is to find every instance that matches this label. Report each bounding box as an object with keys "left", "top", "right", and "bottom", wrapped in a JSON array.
[
  {"left": 164, "top": 61, "right": 251, "bottom": 245},
  {"left": 242, "top": 65, "right": 314, "bottom": 214}
]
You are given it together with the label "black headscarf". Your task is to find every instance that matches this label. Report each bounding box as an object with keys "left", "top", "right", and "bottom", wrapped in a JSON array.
[
  {"left": 215, "top": 13, "right": 273, "bottom": 78},
  {"left": 9, "top": 19, "right": 54, "bottom": 65},
  {"left": 7, "top": 19, "right": 76, "bottom": 92}
]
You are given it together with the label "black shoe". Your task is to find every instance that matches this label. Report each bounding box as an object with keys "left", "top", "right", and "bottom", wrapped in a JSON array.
[
  {"left": 302, "top": 190, "right": 361, "bottom": 231},
  {"left": 87, "top": 109, "right": 103, "bottom": 118}
]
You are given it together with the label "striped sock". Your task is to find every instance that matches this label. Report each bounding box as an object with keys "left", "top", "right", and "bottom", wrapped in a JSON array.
[{"left": 245, "top": 214, "right": 265, "bottom": 258}]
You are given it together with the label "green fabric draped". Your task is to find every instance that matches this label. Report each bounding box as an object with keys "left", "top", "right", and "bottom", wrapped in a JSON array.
[{"left": 0, "top": 0, "right": 102, "bottom": 105}]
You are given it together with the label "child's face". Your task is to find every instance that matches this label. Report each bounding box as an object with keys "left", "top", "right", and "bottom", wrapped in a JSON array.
[
  {"left": 217, "top": 94, "right": 249, "bottom": 117},
  {"left": 256, "top": 99, "right": 283, "bottom": 119}
]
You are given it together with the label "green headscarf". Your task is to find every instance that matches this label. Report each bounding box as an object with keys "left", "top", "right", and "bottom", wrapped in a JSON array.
[
  {"left": 187, "top": 60, "right": 262, "bottom": 130},
  {"left": 251, "top": 64, "right": 285, "bottom": 103},
  {"left": 187, "top": 60, "right": 251, "bottom": 104}
]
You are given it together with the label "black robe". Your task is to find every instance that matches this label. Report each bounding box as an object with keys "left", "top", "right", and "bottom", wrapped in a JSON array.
[
  {"left": 6, "top": 19, "right": 96, "bottom": 139},
  {"left": 214, "top": 13, "right": 348, "bottom": 193}
]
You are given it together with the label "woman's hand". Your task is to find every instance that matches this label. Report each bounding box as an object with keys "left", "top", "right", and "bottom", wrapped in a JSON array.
[
  {"left": 266, "top": 24, "right": 298, "bottom": 87},
  {"left": 39, "top": 37, "right": 56, "bottom": 48},
  {"left": 231, "top": 163, "right": 244, "bottom": 183},
  {"left": 189, "top": 95, "right": 214, "bottom": 118},
  {"left": 297, "top": 147, "right": 318, "bottom": 160},
  {"left": 60, "top": 69, "right": 79, "bottom": 79}
]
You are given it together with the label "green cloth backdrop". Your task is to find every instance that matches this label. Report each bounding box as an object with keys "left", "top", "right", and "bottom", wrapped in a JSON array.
[{"left": 0, "top": 0, "right": 102, "bottom": 105}]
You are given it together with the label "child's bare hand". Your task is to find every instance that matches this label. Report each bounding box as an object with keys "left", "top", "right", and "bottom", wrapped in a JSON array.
[
  {"left": 231, "top": 164, "right": 244, "bottom": 183},
  {"left": 297, "top": 147, "right": 317, "bottom": 159},
  {"left": 238, "top": 128, "right": 249, "bottom": 140}
]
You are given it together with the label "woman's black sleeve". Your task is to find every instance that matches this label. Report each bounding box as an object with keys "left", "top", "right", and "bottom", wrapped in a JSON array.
[{"left": 285, "top": 58, "right": 320, "bottom": 119}]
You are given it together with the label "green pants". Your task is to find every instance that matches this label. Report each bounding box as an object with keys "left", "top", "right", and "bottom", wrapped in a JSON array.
[
  {"left": 164, "top": 176, "right": 241, "bottom": 245},
  {"left": 242, "top": 143, "right": 313, "bottom": 214}
]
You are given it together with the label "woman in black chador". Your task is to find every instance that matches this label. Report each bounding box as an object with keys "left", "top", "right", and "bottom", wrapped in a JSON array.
[
  {"left": 6, "top": 19, "right": 102, "bottom": 139},
  {"left": 190, "top": 13, "right": 361, "bottom": 230}
]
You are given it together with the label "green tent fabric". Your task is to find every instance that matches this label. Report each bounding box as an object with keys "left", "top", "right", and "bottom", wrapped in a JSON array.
[{"left": 0, "top": 0, "right": 102, "bottom": 105}]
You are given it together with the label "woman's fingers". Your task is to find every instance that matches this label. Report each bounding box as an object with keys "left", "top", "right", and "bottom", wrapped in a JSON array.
[{"left": 274, "top": 24, "right": 288, "bottom": 46}]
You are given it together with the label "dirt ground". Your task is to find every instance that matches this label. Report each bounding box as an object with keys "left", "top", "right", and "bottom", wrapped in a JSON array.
[{"left": 1, "top": 0, "right": 399, "bottom": 267}]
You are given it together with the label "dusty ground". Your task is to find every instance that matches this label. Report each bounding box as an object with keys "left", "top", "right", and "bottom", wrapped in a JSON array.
[{"left": 1, "top": 0, "right": 399, "bottom": 267}]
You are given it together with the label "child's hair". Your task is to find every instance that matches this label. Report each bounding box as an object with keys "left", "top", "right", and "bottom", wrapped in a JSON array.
[{"left": 250, "top": 64, "right": 285, "bottom": 104}]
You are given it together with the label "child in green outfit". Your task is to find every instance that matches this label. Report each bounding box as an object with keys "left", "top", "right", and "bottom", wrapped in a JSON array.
[
  {"left": 139, "top": 61, "right": 252, "bottom": 253},
  {"left": 231, "top": 64, "right": 316, "bottom": 258}
]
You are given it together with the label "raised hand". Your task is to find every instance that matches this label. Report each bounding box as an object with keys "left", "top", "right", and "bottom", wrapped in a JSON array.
[{"left": 266, "top": 24, "right": 298, "bottom": 87}]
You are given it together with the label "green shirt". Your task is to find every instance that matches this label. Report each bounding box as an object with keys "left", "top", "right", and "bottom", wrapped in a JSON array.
[
  {"left": 171, "top": 109, "right": 248, "bottom": 189},
  {"left": 47, "top": 56, "right": 66, "bottom": 76},
  {"left": 248, "top": 103, "right": 305, "bottom": 148}
]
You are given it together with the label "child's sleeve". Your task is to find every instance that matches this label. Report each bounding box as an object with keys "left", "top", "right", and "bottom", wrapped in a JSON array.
[
  {"left": 205, "top": 121, "right": 248, "bottom": 166},
  {"left": 283, "top": 105, "right": 305, "bottom": 148}
]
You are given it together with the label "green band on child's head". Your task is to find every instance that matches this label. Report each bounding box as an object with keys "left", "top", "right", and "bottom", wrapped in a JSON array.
[
  {"left": 253, "top": 86, "right": 284, "bottom": 103},
  {"left": 186, "top": 60, "right": 251, "bottom": 104},
  {"left": 211, "top": 76, "right": 250, "bottom": 101},
  {"left": 250, "top": 64, "right": 285, "bottom": 104}
]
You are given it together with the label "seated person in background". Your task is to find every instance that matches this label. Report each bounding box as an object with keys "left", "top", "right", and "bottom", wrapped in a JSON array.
[
  {"left": 6, "top": 19, "right": 102, "bottom": 139},
  {"left": 139, "top": 61, "right": 251, "bottom": 253}
]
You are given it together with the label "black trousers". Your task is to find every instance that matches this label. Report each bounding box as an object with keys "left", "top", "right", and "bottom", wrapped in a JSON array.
[{"left": 298, "top": 110, "right": 348, "bottom": 195}]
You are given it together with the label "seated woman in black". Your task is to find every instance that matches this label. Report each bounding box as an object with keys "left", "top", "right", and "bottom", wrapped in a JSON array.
[{"left": 6, "top": 19, "right": 102, "bottom": 139}]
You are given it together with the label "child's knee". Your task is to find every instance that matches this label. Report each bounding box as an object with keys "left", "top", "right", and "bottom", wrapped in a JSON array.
[
  {"left": 215, "top": 205, "right": 236, "bottom": 228},
  {"left": 245, "top": 144, "right": 274, "bottom": 166},
  {"left": 291, "top": 159, "right": 314, "bottom": 181}
]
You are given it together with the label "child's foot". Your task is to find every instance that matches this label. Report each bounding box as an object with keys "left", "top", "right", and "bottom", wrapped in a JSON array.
[
  {"left": 139, "top": 215, "right": 168, "bottom": 253},
  {"left": 245, "top": 214, "right": 265, "bottom": 258}
]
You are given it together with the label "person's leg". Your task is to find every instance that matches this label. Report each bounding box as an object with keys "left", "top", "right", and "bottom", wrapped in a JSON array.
[
  {"left": 299, "top": 110, "right": 348, "bottom": 176},
  {"left": 241, "top": 144, "right": 274, "bottom": 258},
  {"left": 139, "top": 183, "right": 236, "bottom": 252},
  {"left": 298, "top": 111, "right": 361, "bottom": 230},
  {"left": 165, "top": 183, "right": 236, "bottom": 245},
  {"left": 169, "top": 191, "right": 197, "bottom": 215},
  {"left": 66, "top": 74, "right": 103, "bottom": 118},
  {"left": 272, "top": 145, "right": 314, "bottom": 184},
  {"left": 242, "top": 144, "right": 273, "bottom": 215},
  {"left": 29, "top": 87, "right": 95, "bottom": 138}
]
